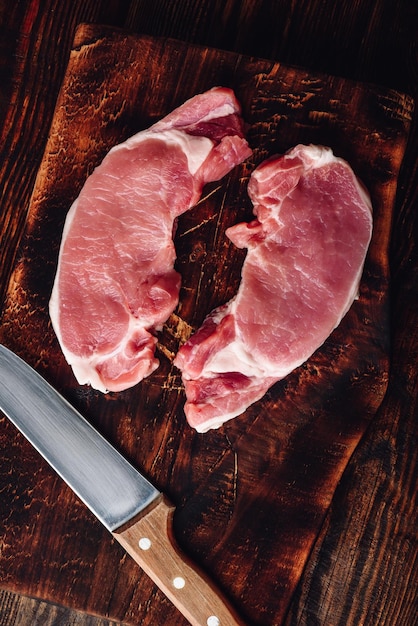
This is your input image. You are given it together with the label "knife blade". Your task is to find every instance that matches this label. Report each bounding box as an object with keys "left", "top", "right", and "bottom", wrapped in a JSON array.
[{"left": 0, "top": 344, "right": 243, "bottom": 626}]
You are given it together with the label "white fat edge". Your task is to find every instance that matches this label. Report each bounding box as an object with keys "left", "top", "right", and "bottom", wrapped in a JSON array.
[
  {"left": 203, "top": 340, "right": 308, "bottom": 381},
  {"left": 152, "top": 100, "right": 237, "bottom": 132},
  {"left": 203, "top": 339, "right": 267, "bottom": 379},
  {"left": 50, "top": 194, "right": 80, "bottom": 297},
  {"left": 165, "top": 129, "right": 214, "bottom": 175},
  {"left": 193, "top": 298, "right": 287, "bottom": 380},
  {"left": 115, "top": 127, "right": 214, "bottom": 176},
  {"left": 49, "top": 178, "right": 97, "bottom": 340},
  {"left": 279, "top": 144, "right": 335, "bottom": 171},
  {"left": 332, "top": 152, "right": 374, "bottom": 218},
  {"left": 49, "top": 127, "right": 211, "bottom": 376},
  {"left": 297, "top": 144, "right": 373, "bottom": 215},
  {"left": 52, "top": 129, "right": 213, "bottom": 275},
  {"left": 252, "top": 144, "right": 372, "bottom": 219},
  {"left": 190, "top": 288, "right": 326, "bottom": 383},
  {"left": 47, "top": 298, "right": 109, "bottom": 390},
  {"left": 195, "top": 145, "right": 373, "bottom": 400},
  {"left": 287, "top": 144, "right": 374, "bottom": 291},
  {"left": 50, "top": 293, "right": 159, "bottom": 393},
  {"left": 249, "top": 144, "right": 335, "bottom": 200},
  {"left": 193, "top": 380, "right": 271, "bottom": 433},
  {"left": 195, "top": 409, "right": 246, "bottom": 433},
  {"left": 49, "top": 196, "right": 80, "bottom": 357},
  {"left": 50, "top": 128, "right": 202, "bottom": 287},
  {"left": 68, "top": 358, "right": 109, "bottom": 393},
  {"left": 296, "top": 144, "right": 336, "bottom": 167},
  {"left": 198, "top": 101, "right": 236, "bottom": 123},
  {"left": 307, "top": 145, "right": 374, "bottom": 307},
  {"left": 332, "top": 252, "right": 369, "bottom": 322},
  {"left": 46, "top": 302, "right": 109, "bottom": 393}
]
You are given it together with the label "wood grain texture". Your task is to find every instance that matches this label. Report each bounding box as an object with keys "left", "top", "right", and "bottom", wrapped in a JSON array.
[
  {"left": 0, "top": 0, "right": 129, "bottom": 309},
  {"left": 0, "top": 588, "right": 126, "bottom": 626},
  {"left": 0, "top": 1, "right": 417, "bottom": 625},
  {"left": 115, "top": 496, "right": 245, "bottom": 626},
  {"left": 0, "top": 23, "right": 413, "bottom": 626},
  {"left": 283, "top": 122, "right": 418, "bottom": 626}
]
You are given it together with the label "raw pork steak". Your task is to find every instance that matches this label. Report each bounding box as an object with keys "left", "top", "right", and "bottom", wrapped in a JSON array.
[
  {"left": 174, "top": 144, "right": 373, "bottom": 432},
  {"left": 49, "top": 87, "right": 251, "bottom": 393}
]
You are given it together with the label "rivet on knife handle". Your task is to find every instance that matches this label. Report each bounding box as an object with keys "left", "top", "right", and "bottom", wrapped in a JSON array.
[
  {"left": 115, "top": 494, "right": 243, "bottom": 626},
  {"left": 0, "top": 345, "right": 243, "bottom": 626}
]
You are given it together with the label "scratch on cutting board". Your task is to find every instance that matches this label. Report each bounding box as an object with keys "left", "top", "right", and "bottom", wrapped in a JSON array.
[
  {"left": 225, "top": 434, "right": 239, "bottom": 506},
  {"left": 179, "top": 185, "right": 222, "bottom": 236},
  {"left": 213, "top": 186, "right": 228, "bottom": 249},
  {"left": 194, "top": 267, "right": 205, "bottom": 308},
  {"left": 180, "top": 214, "right": 217, "bottom": 237}
]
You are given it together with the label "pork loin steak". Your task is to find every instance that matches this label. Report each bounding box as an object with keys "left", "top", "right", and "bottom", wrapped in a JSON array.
[
  {"left": 49, "top": 87, "right": 252, "bottom": 392},
  {"left": 174, "top": 144, "right": 373, "bottom": 432}
]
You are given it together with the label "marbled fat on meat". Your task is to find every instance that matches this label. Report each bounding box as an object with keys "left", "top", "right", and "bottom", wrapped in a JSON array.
[
  {"left": 49, "top": 87, "right": 252, "bottom": 392},
  {"left": 174, "top": 144, "right": 373, "bottom": 432}
]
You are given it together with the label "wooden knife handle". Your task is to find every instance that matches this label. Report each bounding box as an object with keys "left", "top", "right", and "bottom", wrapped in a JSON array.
[{"left": 113, "top": 495, "right": 244, "bottom": 626}]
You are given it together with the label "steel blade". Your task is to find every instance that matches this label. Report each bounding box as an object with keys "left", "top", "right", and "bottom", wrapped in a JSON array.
[{"left": 0, "top": 344, "right": 159, "bottom": 531}]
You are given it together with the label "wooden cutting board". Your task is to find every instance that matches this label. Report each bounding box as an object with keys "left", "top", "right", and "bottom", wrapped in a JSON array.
[{"left": 0, "top": 24, "right": 413, "bottom": 625}]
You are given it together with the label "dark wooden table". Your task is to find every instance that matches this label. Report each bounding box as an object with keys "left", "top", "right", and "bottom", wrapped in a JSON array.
[{"left": 0, "top": 2, "right": 417, "bottom": 625}]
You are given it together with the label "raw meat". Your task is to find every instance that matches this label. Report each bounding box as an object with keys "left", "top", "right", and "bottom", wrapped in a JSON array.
[
  {"left": 49, "top": 87, "right": 252, "bottom": 393},
  {"left": 174, "top": 144, "right": 373, "bottom": 432}
]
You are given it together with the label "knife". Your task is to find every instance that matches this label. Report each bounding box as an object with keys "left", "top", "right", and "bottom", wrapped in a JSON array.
[{"left": 0, "top": 344, "right": 243, "bottom": 626}]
